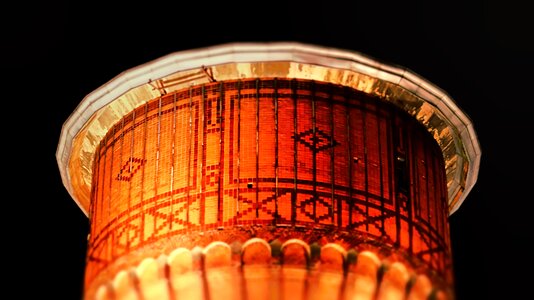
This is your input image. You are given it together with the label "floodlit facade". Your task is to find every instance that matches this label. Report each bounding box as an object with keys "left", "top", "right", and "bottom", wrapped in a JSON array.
[{"left": 57, "top": 43, "right": 480, "bottom": 300}]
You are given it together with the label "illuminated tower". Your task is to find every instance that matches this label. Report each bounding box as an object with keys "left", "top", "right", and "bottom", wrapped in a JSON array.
[{"left": 57, "top": 43, "right": 480, "bottom": 300}]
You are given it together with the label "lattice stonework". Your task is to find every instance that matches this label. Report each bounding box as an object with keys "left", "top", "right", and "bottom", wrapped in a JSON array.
[{"left": 86, "top": 78, "right": 452, "bottom": 297}]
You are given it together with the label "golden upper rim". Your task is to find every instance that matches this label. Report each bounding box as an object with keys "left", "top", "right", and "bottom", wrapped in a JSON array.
[{"left": 56, "top": 42, "right": 481, "bottom": 216}]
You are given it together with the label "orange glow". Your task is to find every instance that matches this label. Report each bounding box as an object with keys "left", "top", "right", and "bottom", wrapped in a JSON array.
[{"left": 80, "top": 78, "right": 454, "bottom": 299}]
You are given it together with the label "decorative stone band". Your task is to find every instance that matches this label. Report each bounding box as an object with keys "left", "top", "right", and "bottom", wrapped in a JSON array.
[{"left": 92, "top": 237, "right": 450, "bottom": 300}]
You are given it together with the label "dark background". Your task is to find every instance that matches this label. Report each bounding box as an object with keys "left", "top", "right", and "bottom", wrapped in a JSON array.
[{"left": 4, "top": 1, "right": 533, "bottom": 299}]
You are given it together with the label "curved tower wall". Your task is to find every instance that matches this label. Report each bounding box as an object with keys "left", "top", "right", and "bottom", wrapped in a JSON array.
[{"left": 86, "top": 78, "right": 451, "bottom": 298}]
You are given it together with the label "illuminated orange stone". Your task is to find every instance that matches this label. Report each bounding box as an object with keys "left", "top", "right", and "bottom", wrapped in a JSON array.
[{"left": 57, "top": 43, "right": 480, "bottom": 300}]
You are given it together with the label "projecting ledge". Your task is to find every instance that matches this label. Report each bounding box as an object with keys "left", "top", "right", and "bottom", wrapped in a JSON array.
[{"left": 56, "top": 42, "right": 480, "bottom": 216}]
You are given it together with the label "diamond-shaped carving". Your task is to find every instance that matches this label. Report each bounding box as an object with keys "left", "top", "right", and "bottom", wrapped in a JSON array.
[
  {"left": 298, "top": 195, "right": 333, "bottom": 222},
  {"left": 293, "top": 128, "right": 338, "bottom": 152},
  {"left": 116, "top": 157, "right": 146, "bottom": 181}
]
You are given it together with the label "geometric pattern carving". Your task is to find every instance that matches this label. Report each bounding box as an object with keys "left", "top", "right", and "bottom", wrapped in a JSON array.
[
  {"left": 116, "top": 157, "right": 146, "bottom": 181},
  {"left": 298, "top": 195, "right": 333, "bottom": 223},
  {"left": 292, "top": 127, "right": 338, "bottom": 153}
]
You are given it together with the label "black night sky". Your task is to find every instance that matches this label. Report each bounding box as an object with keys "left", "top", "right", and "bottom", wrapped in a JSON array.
[{"left": 5, "top": 1, "right": 533, "bottom": 299}]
